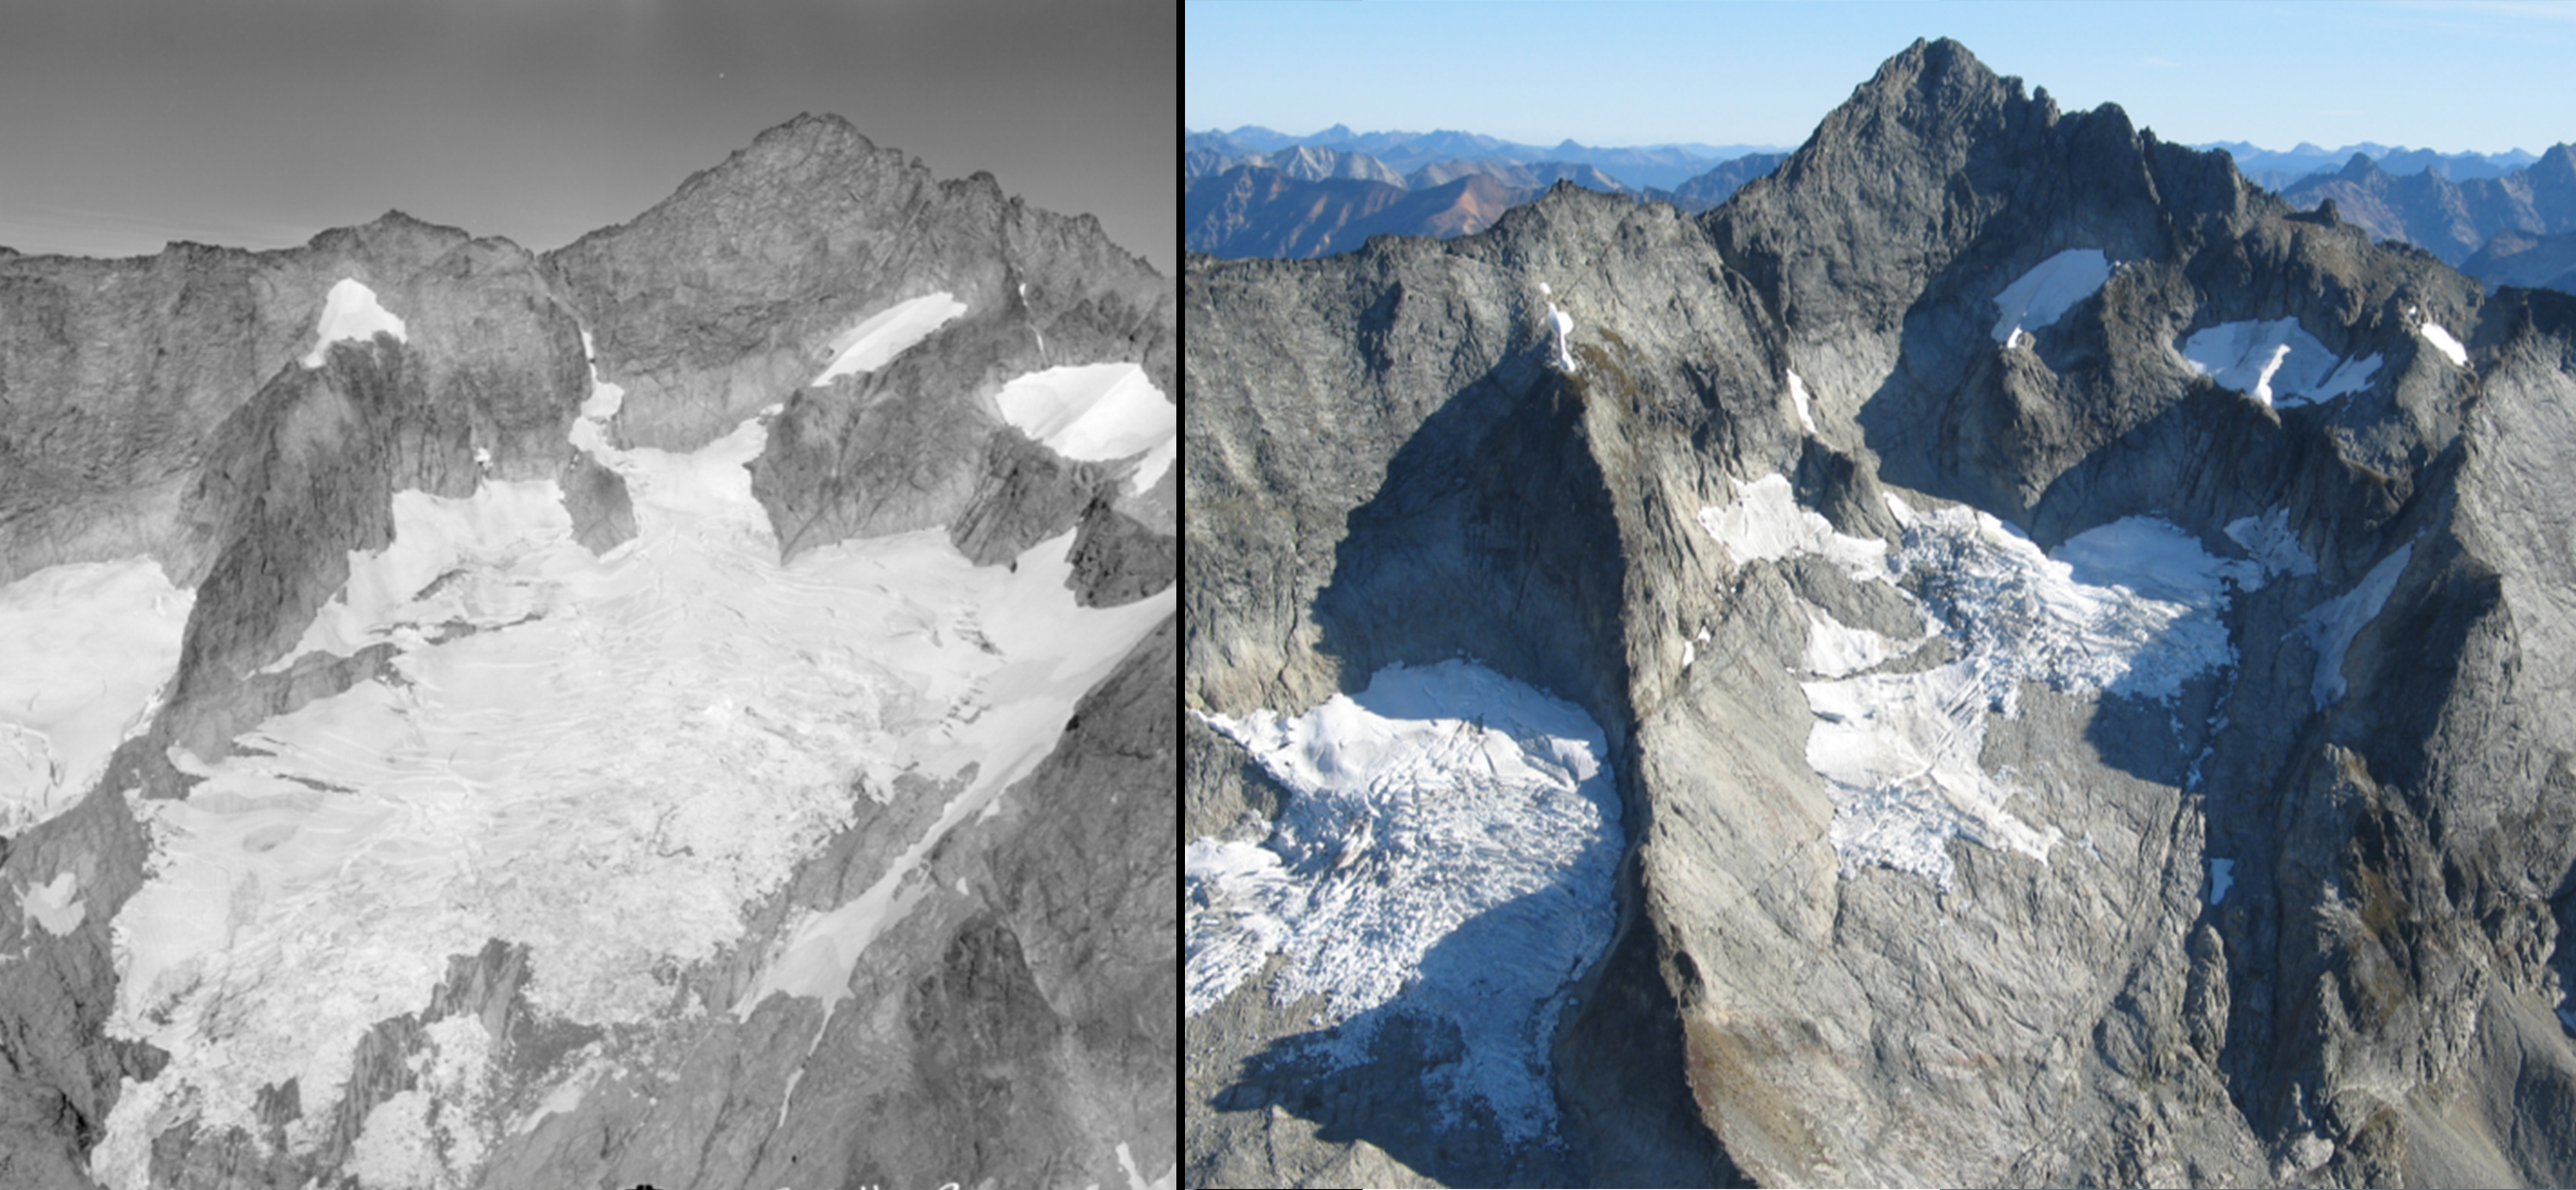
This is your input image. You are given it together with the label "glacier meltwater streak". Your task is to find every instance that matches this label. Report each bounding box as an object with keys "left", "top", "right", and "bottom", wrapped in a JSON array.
[{"left": 1188, "top": 659, "right": 1623, "bottom": 1145}]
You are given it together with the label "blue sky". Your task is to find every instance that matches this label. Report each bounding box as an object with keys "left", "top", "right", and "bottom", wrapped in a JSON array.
[{"left": 1188, "top": 0, "right": 2576, "bottom": 155}]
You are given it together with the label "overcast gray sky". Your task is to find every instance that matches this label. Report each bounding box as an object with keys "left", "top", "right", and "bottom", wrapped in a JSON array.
[{"left": 0, "top": 0, "right": 1174, "bottom": 275}]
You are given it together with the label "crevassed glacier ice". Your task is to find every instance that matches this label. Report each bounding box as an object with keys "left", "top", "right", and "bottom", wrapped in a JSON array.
[
  {"left": 1736, "top": 486, "right": 2248, "bottom": 888},
  {"left": 1189, "top": 659, "right": 1623, "bottom": 1144}
]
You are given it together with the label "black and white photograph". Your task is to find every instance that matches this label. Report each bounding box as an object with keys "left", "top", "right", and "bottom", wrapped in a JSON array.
[{"left": 0, "top": 1, "right": 1175, "bottom": 1186}]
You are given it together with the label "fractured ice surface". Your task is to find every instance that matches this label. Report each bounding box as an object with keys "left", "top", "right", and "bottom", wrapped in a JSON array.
[
  {"left": 96, "top": 349, "right": 1171, "bottom": 1181},
  {"left": 1722, "top": 483, "right": 2251, "bottom": 889},
  {"left": 810, "top": 291, "right": 967, "bottom": 385},
  {"left": 1188, "top": 659, "right": 1623, "bottom": 1144},
  {"left": 0, "top": 557, "right": 192, "bottom": 830}
]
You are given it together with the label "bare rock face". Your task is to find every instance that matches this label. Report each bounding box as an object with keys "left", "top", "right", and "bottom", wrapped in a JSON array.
[
  {"left": 0, "top": 115, "right": 1173, "bottom": 1190},
  {"left": 1187, "top": 36, "right": 2576, "bottom": 1189}
]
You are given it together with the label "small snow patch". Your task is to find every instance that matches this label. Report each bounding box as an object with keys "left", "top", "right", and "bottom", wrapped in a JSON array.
[
  {"left": 301, "top": 278, "right": 407, "bottom": 368},
  {"left": 2208, "top": 858, "right": 2236, "bottom": 905},
  {"left": 1548, "top": 302, "right": 1577, "bottom": 372},
  {"left": 995, "top": 362, "right": 1177, "bottom": 494},
  {"left": 20, "top": 871, "right": 83, "bottom": 935},
  {"left": 2223, "top": 507, "right": 2318, "bottom": 591},
  {"left": 810, "top": 292, "right": 968, "bottom": 386},
  {"left": 2297, "top": 541, "right": 2415, "bottom": 710},
  {"left": 2419, "top": 319, "right": 2469, "bottom": 367},
  {"left": 1990, "top": 249, "right": 2110, "bottom": 344}
]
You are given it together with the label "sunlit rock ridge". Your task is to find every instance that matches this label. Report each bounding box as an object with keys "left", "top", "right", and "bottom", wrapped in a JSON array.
[
  {"left": 1187, "top": 37, "right": 2576, "bottom": 1189},
  {"left": 0, "top": 112, "right": 1175, "bottom": 1189}
]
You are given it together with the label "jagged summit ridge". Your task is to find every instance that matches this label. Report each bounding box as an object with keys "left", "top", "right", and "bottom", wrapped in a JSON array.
[
  {"left": 0, "top": 112, "right": 1177, "bottom": 1189},
  {"left": 1186, "top": 36, "right": 2568, "bottom": 1190}
]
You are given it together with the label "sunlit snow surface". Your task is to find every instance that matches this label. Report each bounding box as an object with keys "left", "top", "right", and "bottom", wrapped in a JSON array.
[
  {"left": 301, "top": 278, "right": 408, "bottom": 368},
  {"left": 810, "top": 292, "right": 968, "bottom": 386},
  {"left": 2178, "top": 319, "right": 2379, "bottom": 407},
  {"left": 0, "top": 558, "right": 193, "bottom": 830},
  {"left": 1188, "top": 659, "right": 1623, "bottom": 1144},
  {"left": 1696, "top": 475, "right": 1888, "bottom": 580},
  {"left": 1701, "top": 483, "right": 2252, "bottom": 888},
  {"left": 1990, "top": 249, "right": 2110, "bottom": 343},
  {"left": 94, "top": 349, "right": 1172, "bottom": 1183},
  {"left": 1786, "top": 369, "right": 1818, "bottom": 434},
  {"left": 994, "top": 362, "right": 1177, "bottom": 494},
  {"left": 2419, "top": 319, "right": 2470, "bottom": 367}
]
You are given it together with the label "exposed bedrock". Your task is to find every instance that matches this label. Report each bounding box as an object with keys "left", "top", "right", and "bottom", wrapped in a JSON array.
[{"left": 1187, "top": 35, "right": 2576, "bottom": 1190}]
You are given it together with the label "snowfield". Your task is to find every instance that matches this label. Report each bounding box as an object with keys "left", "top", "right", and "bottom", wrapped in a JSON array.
[
  {"left": 0, "top": 557, "right": 193, "bottom": 831},
  {"left": 301, "top": 277, "right": 409, "bottom": 368},
  {"left": 2178, "top": 318, "right": 2381, "bottom": 407},
  {"left": 91, "top": 334, "right": 1172, "bottom": 1187},
  {"left": 810, "top": 291, "right": 968, "bottom": 385},
  {"left": 1188, "top": 659, "right": 1623, "bottom": 1145},
  {"left": 1990, "top": 249, "right": 2110, "bottom": 344},
  {"left": 994, "top": 362, "right": 1177, "bottom": 494}
]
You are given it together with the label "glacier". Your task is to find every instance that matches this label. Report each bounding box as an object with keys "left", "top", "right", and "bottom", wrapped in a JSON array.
[{"left": 1188, "top": 659, "right": 1624, "bottom": 1145}]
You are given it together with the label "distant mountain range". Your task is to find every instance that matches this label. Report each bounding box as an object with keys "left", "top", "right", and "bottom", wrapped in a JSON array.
[
  {"left": 2196, "top": 141, "right": 2542, "bottom": 191},
  {"left": 1189, "top": 126, "right": 1783, "bottom": 191},
  {"left": 1187, "top": 125, "right": 2576, "bottom": 295},
  {"left": 2279, "top": 145, "right": 2576, "bottom": 265}
]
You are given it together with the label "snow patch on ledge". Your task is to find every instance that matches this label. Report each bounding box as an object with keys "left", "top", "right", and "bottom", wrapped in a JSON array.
[
  {"left": 810, "top": 292, "right": 968, "bottom": 386},
  {"left": 1188, "top": 659, "right": 1622, "bottom": 1145},
  {"left": 1990, "top": 249, "right": 2110, "bottom": 343},
  {"left": 1698, "top": 474, "right": 1888, "bottom": 581},
  {"left": 2298, "top": 541, "right": 2415, "bottom": 709},
  {"left": 2419, "top": 319, "right": 2469, "bottom": 367},
  {"left": 995, "top": 362, "right": 1176, "bottom": 494},
  {"left": 301, "top": 278, "right": 408, "bottom": 368},
  {"left": 1787, "top": 369, "right": 1818, "bottom": 434},
  {"left": 2179, "top": 319, "right": 2378, "bottom": 407}
]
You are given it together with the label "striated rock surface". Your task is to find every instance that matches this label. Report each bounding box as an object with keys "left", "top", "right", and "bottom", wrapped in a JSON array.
[
  {"left": 1188, "top": 36, "right": 2576, "bottom": 1188},
  {"left": 0, "top": 112, "right": 1174, "bottom": 1190}
]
